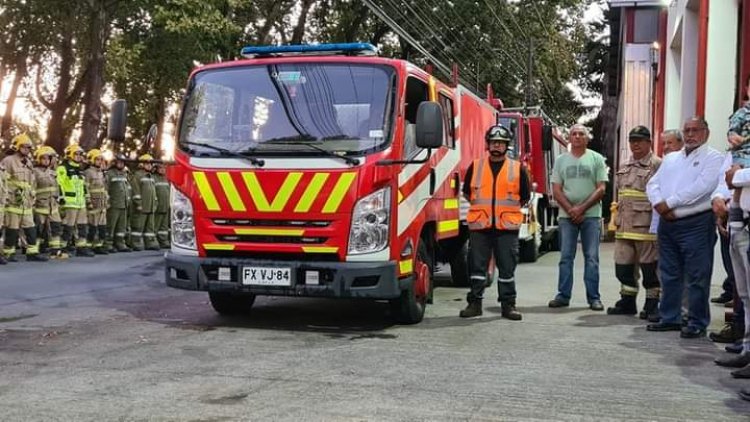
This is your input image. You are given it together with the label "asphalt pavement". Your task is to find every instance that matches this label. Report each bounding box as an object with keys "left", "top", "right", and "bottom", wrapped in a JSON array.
[{"left": 0, "top": 243, "right": 748, "bottom": 421}]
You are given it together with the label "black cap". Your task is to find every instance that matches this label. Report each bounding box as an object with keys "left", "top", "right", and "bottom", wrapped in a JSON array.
[
  {"left": 628, "top": 125, "right": 651, "bottom": 140},
  {"left": 485, "top": 124, "right": 513, "bottom": 143}
]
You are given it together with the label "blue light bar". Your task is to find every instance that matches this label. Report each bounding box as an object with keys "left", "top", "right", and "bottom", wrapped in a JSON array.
[{"left": 240, "top": 43, "right": 378, "bottom": 59}]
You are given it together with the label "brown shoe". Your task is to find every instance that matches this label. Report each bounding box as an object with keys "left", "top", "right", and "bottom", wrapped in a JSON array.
[
  {"left": 501, "top": 303, "right": 522, "bottom": 321},
  {"left": 710, "top": 323, "right": 742, "bottom": 344},
  {"left": 459, "top": 301, "right": 482, "bottom": 318}
]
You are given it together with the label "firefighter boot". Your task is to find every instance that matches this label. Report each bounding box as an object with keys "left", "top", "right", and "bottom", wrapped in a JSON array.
[
  {"left": 459, "top": 301, "right": 483, "bottom": 318},
  {"left": 501, "top": 302, "right": 523, "bottom": 321},
  {"left": 26, "top": 253, "right": 49, "bottom": 262},
  {"left": 77, "top": 247, "right": 96, "bottom": 258},
  {"left": 607, "top": 295, "right": 637, "bottom": 315},
  {"left": 639, "top": 298, "right": 659, "bottom": 320}
]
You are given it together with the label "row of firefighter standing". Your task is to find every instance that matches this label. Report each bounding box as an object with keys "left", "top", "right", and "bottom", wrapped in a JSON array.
[{"left": 0, "top": 134, "right": 170, "bottom": 265}]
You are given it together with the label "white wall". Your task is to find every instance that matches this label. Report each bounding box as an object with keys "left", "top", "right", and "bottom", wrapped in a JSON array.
[
  {"left": 705, "top": 0, "right": 738, "bottom": 150},
  {"left": 662, "top": 0, "right": 739, "bottom": 150}
]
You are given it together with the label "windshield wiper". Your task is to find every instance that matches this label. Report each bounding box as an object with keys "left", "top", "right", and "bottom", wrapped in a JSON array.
[
  {"left": 180, "top": 141, "right": 264, "bottom": 167},
  {"left": 264, "top": 138, "right": 360, "bottom": 166}
]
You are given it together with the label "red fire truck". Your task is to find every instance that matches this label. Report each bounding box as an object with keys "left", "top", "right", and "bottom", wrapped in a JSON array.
[{"left": 107, "top": 43, "right": 562, "bottom": 324}]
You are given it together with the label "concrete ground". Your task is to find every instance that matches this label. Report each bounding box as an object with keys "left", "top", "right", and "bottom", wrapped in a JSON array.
[{"left": 0, "top": 243, "right": 749, "bottom": 421}]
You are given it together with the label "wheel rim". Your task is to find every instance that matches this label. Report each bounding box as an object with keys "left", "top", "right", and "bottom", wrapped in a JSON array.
[{"left": 414, "top": 258, "right": 429, "bottom": 303}]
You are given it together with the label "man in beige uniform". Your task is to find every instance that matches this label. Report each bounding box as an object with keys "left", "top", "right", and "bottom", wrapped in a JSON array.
[
  {"left": 607, "top": 126, "right": 661, "bottom": 320},
  {"left": 33, "top": 146, "right": 66, "bottom": 259},
  {"left": 84, "top": 148, "right": 109, "bottom": 254},
  {"left": 0, "top": 160, "right": 7, "bottom": 264},
  {"left": 2, "top": 134, "right": 47, "bottom": 261}
]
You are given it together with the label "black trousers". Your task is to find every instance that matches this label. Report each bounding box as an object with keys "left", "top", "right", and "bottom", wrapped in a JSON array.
[{"left": 466, "top": 229, "right": 518, "bottom": 304}]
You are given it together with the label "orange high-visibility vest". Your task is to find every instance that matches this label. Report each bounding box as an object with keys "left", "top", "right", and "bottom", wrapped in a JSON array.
[{"left": 467, "top": 157, "right": 523, "bottom": 231}]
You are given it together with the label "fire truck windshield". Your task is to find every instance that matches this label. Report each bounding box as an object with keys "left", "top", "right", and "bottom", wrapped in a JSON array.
[{"left": 178, "top": 63, "right": 395, "bottom": 156}]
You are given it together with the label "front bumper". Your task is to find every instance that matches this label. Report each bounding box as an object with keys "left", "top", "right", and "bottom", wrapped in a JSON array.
[{"left": 165, "top": 252, "right": 406, "bottom": 299}]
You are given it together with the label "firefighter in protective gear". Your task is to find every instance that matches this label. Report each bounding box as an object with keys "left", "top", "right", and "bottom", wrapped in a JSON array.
[
  {"left": 2, "top": 133, "right": 48, "bottom": 261},
  {"left": 83, "top": 148, "right": 109, "bottom": 254},
  {"left": 33, "top": 146, "right": 66, "bottom": 259},
  {"left": 0, "top": 161, "right": 8, "bottom": 264},
  {"left": 459, "top": 124, "right": 531, "bottom": 320},
  {"left": 106, "top": 154, "right": 132, "bottom": 252},
  {"left": 57, "top": 144, "right": 94, "bottom": 257},
  {"left": 607, "top": 125, "right": 662, "bottom": 320},
  {"left": 130, "top": 154, "right": 159, "bottom": 250},
  {"left": 152, "top": 162, "right": 170, "bottom": 248}
]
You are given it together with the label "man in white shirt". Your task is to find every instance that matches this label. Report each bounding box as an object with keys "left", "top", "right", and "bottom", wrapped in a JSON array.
[{"left": 645, "top": 117, "right": 725, "bottom": 338}]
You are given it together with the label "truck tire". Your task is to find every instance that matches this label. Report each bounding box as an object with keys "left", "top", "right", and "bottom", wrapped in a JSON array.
[
  {"left": 449, "top": 240, "right": 470, "bottom": 287},
  {"left": 208, "top": 292, "right": 256, "bottom": 315},
  {"left": 391, "top": 241, "right": 431, "bottom": 324}
]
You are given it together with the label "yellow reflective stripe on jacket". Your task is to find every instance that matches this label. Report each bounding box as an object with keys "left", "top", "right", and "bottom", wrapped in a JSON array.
[
  {"left": 35, "top": 187, "right": 56, "bottom": 194},
  {"left": 5, "top": 206, "right": 33, "bottom": 215},
  {"left": 89, "top": 188, "right": 107, "bottom": 194},
  {"left": 616, "top": 232, "right": 657, "bottom": 241},
  {"left": 8, "top": 180, "right": 32, "bottom": 189},
  {"left": 618, "top": 189, "right": 648, "bottom": 199}
]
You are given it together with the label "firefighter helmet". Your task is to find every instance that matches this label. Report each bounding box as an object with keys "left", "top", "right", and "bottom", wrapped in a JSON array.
[
  {"left": 485, "top": 125, "right": 513, "bottom": 143},
  {"left": 11, "top": 133, "right": 32, "bottom": 150},
  {"left": 138, "top": 153, "right": 154, "bottom": 162},
  {"left": 64, "top": 144, "right": 85, "bottom": 161},
  {"left": 34, "top": 146, "right": 56, "bottom": 164},
  {"left": 87, "top": 148, "right": 103, "bottom": 164}
]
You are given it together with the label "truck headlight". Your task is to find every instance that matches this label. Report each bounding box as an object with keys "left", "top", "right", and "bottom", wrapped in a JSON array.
[
  {"left": 348, "top": 187, "right": 390, "bottom": 255},
  {"left": 171, "top": 185, "right": 196, "bottom": 250}
]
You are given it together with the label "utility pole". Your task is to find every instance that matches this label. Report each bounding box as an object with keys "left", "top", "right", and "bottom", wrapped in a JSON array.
[{"left": 525, "top": 37, "right": 534, "bottom": 113}]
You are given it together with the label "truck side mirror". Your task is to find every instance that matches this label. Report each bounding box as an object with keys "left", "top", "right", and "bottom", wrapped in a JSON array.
[
  {"left": 108, "top": 99, "right": 128, "bottom": 143},
  {"left": 415, "top": 101, "right": 444, "bottom": 149},
  {"left": 542, "top": 125, "right": 553, "bottom": 152}
]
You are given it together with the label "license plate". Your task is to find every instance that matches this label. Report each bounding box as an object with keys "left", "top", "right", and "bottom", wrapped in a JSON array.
[{"left": 242, "top": 266, "right": 292, "bottom": 286}]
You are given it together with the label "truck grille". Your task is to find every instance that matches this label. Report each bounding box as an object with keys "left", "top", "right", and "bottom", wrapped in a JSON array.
[
  {"left": 213, "top": 219, "right": 331, "bottom": 228},
  {"left": 216, "top": 235, "right": 327, "bottom": 244},
  {"left": 205, "top": 250, "right": 339, "bottom": 262}
]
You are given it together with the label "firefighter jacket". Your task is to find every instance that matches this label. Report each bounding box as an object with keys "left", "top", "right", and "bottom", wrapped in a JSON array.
[
  {"left": 153, "top": 172, "right": 170, "bottom": 214},
  {"left": 33, "top": 166, "right": 57, "bottom": 215},
  {"left": 1, "top": 153, "right": 36, "bottom": 215},
  {"left": 84, "top": 166, "right": 108, "bottom": 210},
  {"left": 0, "top": 162, "right": 7, "bottom": 213},
  {"left": 131, "top": 169, "right": 157, "bottom": 213},
  {"left": 614, "top": 152, "right": 662, "bottom": 241},
  {"left": 57, "top": 161, "right": 86, "bottom": 209},
  {"left": 106, "top": 168, "right": 131, "bottom": 209},
  {"left": 467, "top": 157, "right": 524, "bottom": 231}
]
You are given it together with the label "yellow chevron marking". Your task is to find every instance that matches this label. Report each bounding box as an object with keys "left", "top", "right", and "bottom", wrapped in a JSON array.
[
  {"left": 399, "top": 259, "right": 413, "bottom": 274},
  {"left": 302, "top": 246, "right": 339, "bottom": 253},
  {"left": 203, "top": 243, "right": 235, "bottom": 251},
  {"left": 193, "top": 172, "right": 220, "bottom": 211},
  {"left": 234, "top": 228, "right": 304, "bottom": 236},
  {"left": 295, "top": 173, "right": 329, "bottom": 213},
  {"left": 322, "top": 173, "right": 356, "bottom": 213},
  {"left": 398, "top": 189, "right": 404, "bottom": 203},
  {"left": 444, "top": 199, "right": 459, "bottom": 209},
  {"left": 243, "top": 172, "right": 302, "bottom": 212},
  {"left": 438, "top": 219, "right": 460, "bottom": 233},
  {"left": 217, "top": 172, "right": 246, "bottom": 212}
]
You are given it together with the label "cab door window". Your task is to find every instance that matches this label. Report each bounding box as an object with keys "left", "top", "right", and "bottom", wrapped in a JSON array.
[{"left": 403, "top": 77, "right": 429, "bottom": 158}]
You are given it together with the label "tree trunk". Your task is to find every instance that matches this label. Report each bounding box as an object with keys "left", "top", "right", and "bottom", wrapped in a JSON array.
[
  {"left": 1, "top": 57, "right": 27, "bottom": 140},
  {"left": 79, "top": 0, "right": 109, "bottom": 150},
  {"left": 344, "top": 5, "right": 369, "bottom": 43},
  {"left": 43, "top": 30, "right": 89, "bottom": 153},
  {"left": 291, "top": 0, "right": 314, "bottom": 44},
  {"left": 152, "top": 97, "right": 166, "bottom": 157}
]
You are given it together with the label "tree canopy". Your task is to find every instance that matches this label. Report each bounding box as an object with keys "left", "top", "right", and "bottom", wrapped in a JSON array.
[{"left": 0, "top": 0, "right": 600, "bottom": 155}]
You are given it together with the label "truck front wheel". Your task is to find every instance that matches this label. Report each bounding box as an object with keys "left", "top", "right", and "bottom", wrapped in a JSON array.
[
  {"left": 391, "top": 241, "right": 431, "bottom": 324},
  {"left": 208, "top": 292, "right": 256, "bottom": 315}
]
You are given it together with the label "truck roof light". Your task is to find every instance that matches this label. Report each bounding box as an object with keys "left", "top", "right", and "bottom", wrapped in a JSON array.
[{"left": 240, "top": 43, "right": 378, "bottom": 59}]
